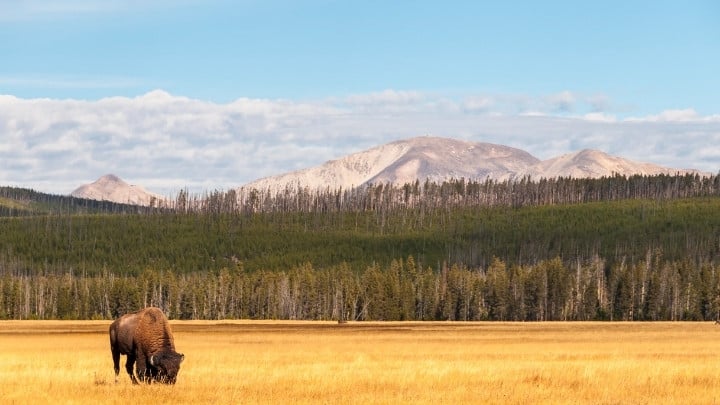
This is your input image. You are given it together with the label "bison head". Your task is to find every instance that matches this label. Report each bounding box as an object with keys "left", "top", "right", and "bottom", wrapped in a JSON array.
[{"left": 149, "top": 350, "right": 185, "bottom": 384}]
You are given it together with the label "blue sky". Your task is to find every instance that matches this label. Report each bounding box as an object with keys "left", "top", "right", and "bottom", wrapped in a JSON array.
[
  {"left": 3, "top": 0, "right": 718, "bottom": 113},
  {"left": 1, "top": 0, "right": 719, "bottom": 194}
]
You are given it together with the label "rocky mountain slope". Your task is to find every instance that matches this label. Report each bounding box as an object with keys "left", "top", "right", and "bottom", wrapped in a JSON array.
[
  {"left": 520, "top": 149, "right": 690, "bottom": 179},
  {"left": 70, "top": 137, "right": 706, "bottom": 204},
  {"left": 70, "top": 174, "right": 165, "bottom": 206},
  {"left": 242, "top": 137, "right": 540, "bottom": 191},
  {"left": 241, "top": 136, "right": 702, "bottom": 192}
]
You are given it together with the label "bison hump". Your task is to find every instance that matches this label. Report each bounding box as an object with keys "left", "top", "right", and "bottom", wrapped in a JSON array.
[{"left": 135, "top": 307, "right": 176, "bottom": 352}]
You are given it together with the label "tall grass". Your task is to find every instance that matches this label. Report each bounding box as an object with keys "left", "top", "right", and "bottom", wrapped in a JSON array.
[{"left": 1, "top": 321, "right": 720, "bottom": 404}]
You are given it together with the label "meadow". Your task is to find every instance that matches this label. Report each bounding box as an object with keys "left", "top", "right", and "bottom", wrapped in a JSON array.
[{"left": 1, "top": 321, "right": 720, "bottom": 404}]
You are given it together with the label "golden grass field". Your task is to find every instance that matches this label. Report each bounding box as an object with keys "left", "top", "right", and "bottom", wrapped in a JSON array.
[{"left": 2, "top": 320, "right": 720, "bottom": 404}]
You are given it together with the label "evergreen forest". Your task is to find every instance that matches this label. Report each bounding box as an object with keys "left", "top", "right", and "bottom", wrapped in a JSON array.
[{"left": 1, "top": 173, "right": 720, "bottom": 321}]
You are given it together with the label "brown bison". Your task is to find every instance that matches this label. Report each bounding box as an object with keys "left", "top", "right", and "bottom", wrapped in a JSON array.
[{"left": 109, "top": 307, "right": 185, "bottom": 384}]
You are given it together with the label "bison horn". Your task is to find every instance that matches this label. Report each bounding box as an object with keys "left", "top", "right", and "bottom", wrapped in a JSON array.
[
  {"left": 150, "top": 355, "right": 156, "bottom": 366},
  {"left": 180, "top": 354, "right": 185, "bottom": 362}
]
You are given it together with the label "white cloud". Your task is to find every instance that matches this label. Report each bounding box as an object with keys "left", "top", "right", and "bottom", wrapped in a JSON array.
[
  {"left": 462, "top": 96, "right": 494, "bottom": 113},
  {"left": 627, "top": 108, "right": 701, "bottom": 122},
  {"left": 586, "top": 94, "right": 611, "bottom": 112},
  {"left": 583, "top": 112, "right": 617, "bottom": 123},
  {"left": 1, "top": 89, "right": 718, "bottom": 195},
  {"left": 546, "top": 91, "right": 576, "bottom": 113},
  {"left": 344, "top": 89, "right": 425, "bottom": 106}
]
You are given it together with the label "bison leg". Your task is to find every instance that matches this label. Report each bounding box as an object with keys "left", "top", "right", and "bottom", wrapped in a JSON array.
[
  {"left": 135, "top": 353, "right": 152, "bottom": 384},
  {"left": 112, "top": 348, "right": 121, "bottom": 383},
  {"left": 125, "top": 354, "right": 139, "bottom": 385},
  {"left": 146, "top": 362, "right": 160, "bottom": 383}
]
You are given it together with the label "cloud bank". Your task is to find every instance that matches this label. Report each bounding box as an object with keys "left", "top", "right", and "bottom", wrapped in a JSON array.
[{"left": 1, "top": 90, "right": 718, "bottom": 196}]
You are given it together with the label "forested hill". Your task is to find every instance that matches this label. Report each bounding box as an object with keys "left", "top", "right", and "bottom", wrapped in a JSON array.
[
  {"left": 2, "top": 196, "right": 720, "bottom": 275},
  {"left": 1, "top": 173, "right": 719, "bottom": 274},
  {"left": 1, "top": 173, "right": 720, "bottom": 321},
  {"left": 0, "top": 186, "right": 166, "bottom": 216},
  {"left": 3, "top": 172, "right": 719, "bottom": 216}
]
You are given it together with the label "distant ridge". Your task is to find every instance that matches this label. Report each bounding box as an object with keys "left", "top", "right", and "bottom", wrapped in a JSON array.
[
  {"left": 240, "top": 136, "right": 706, "bottom": 192},
  {"left": 71, "top": 174, "right": 165, "bottom": 206},
  {"left": 67, "top": 137, "right": 708, "bottom": 203},
  {"left": 520, "top": 149, "right": 693, "bottom": 179}
]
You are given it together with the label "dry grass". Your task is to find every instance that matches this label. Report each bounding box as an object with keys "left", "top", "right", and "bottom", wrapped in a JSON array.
[{"left": 2, "top": 321, "right": 720, "bottom": 404}]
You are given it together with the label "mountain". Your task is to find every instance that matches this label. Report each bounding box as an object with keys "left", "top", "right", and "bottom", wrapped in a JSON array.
[
  {"left": 240, "top": 136, "right": 704, "bottom": 192},
  {"left": 71, "top": 174, "right": 165, "bottom": 206},
  {"left": 364, "top": 137, "right": 539, "bottom": 185},
  {"left": 241, "top": 137, "right": 540, "bottom": 191},
  {"left": 520, "top": 149, "right": 691, "bottom": 179}
]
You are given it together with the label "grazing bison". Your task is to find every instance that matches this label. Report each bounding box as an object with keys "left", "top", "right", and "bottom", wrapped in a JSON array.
[{"left": 109, "top": 307, "right": 185, "bottom": 384}]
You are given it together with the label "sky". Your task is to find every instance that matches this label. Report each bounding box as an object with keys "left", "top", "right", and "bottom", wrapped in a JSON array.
[{"left": 1, "top": 0, "right": 719, "bottom": 195}]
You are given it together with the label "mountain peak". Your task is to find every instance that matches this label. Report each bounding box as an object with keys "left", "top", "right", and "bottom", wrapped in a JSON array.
[
  {"left": 240, "top": 136, "right": 706, "bottom": 192},
  {"left": 241, "top": 136, "right": 539, "bottom": 192},
  {"left": 71, "top": 174, "right": 164, "bottom": 206},
  {"left": 97, "top": 174, "right": 125, "bottom": 184},
  {"left": 365, "top": 136, "right": 539, "bottom": 185},
  {"left": 523, "top": 149, "right": 695, "bottom": 179}
]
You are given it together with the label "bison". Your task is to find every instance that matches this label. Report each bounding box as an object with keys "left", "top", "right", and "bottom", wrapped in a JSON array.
[{"left": 109, "top": 307, "right": 185, "bottom": 384}]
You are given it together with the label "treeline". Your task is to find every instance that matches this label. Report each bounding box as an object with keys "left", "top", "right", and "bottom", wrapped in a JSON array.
[
  {"left": 4, "top": 173, "right": 719, "bottom": 218},
  {"left": 0, "top": 186, "right": 169, "bottom": 216},
  {"left": 2, "top": 198, "right": 720, "bottom": 276},
  {"left": 2, "top": 174, "right": 720, "bottom": 321},
  {"left": 198, "top": 173, "right": 720, "bottom": 215},
  {"left": 2, "top": 254, "right": 719, "bottom": 321}
]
